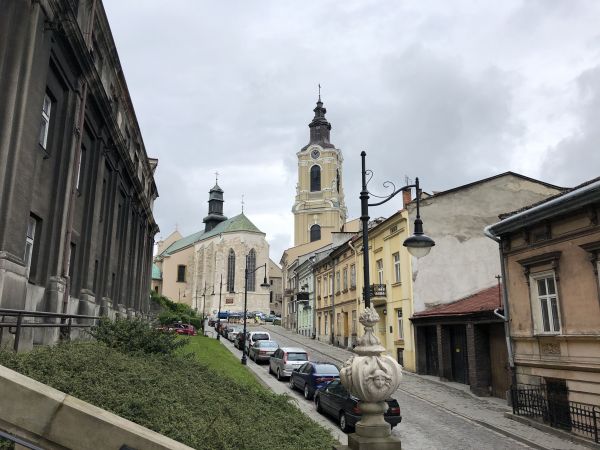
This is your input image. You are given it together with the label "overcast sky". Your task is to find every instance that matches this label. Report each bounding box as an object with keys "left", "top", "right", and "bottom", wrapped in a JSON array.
[{"left": 103, "top": 0, "right": 600, "bottom": 261}]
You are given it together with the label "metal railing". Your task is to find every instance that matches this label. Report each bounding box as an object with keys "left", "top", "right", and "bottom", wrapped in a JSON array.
[
  {"left": 511, "top": 384, "right": 599, "bottom": 443},
  {"left": 0, "top": 308, "right": 100, "bottom": 352},
  {"left": 0, "top": 429, "right": 44, "bottom": 450},
  {"left": 369, "top": 284, "right": 387, "bottom": 297}
]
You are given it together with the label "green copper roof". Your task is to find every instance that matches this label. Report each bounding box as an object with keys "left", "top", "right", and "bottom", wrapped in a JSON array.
[
  {"left": 152, "top": 264, "right": 162, "bottom": 280},
  {"left": 159, "top": 213, "right": 263, "bottom": 257}
]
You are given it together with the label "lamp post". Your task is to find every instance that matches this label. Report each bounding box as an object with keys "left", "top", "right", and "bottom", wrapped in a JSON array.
[
  {"left": 339, "top": 151, "right": 435, "bottom": 449},
  {"left": 216, "top": 274, "right": 223, "bottom": 340},
  {"left": 241, "top": 261, "right": 270, "bottom": 365}
]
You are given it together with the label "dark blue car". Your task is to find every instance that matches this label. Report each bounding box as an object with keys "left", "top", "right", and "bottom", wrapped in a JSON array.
[
  {"left": 314, "top": 379, "right": 402, "bottom": 433},
  {"left": 289, "top": 361, "right": 340, "bottom": 400}
]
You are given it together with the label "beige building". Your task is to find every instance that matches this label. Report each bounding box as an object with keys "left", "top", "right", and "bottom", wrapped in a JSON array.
[
  {"left": 268, "top": 259, "right": 283, "bottom": 315},
  {"left": 154, "top": 184, "right": 271, "bottom": 316},
  {"left": 487, "top": 177, "right": 600, "bottom": 408},
  {"left": 292, "top": 96, "right": 347, "bottom": 247}
]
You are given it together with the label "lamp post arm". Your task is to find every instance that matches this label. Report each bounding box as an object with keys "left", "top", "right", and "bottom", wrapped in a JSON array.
[{"left": 367, "top": 183, "right": 415, "bottom": 207}]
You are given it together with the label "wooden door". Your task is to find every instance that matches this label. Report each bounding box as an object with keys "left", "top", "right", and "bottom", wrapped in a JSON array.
[
  {"left": 489, "top": 323, "right": 510, "bottom": 398},
  {"left": 450, "top": 325, "right": 469, "bottom": 384},
  {"left": 424, "top": 326, "right": 438, "bottom": 376}
]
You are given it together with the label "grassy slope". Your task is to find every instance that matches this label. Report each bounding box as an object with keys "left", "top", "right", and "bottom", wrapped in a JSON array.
[{"left": 0, "top": 338, "right": 335, "bottom": 450}]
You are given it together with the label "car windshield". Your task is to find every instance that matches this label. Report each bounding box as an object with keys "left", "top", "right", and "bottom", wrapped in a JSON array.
[
  {"left": 253, "top": 334, "right": 269, "bottom": 340},
  {"left": 315, "top": 364, "right": 339, "bottom": 375},
  {"left": 287, "top": 352, "right": 308, "bottom": 361},
  {"left": 259, "top": 341, "right": 278, "bottom": 348}
]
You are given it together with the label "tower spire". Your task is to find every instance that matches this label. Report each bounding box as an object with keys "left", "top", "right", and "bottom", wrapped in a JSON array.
[
  {"left": 203, "top": 181, "right": 227, "bottom": 232},
  {"left": 308, "top": 90, "right": 332, "bottom": 146}
]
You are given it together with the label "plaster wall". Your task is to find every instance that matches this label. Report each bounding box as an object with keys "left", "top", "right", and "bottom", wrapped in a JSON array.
[{"left": 409, "top": 175, "right": 562, "bottom": 313}]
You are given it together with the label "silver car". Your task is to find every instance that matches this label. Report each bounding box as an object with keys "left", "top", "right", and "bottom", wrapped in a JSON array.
[
  {"left": 269, "top": 347, "right": 309, "bottom": 381},
  {"left": 248, "top": 340, "right": 279, "bottom": 362},
  {"left": 227, "top": 327, "right": 242, "bottom": 342}
]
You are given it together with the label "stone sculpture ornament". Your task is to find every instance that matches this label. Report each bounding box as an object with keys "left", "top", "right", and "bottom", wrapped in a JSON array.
[{"left": 340, "top": 306, "right": 403, "bottom": 438}]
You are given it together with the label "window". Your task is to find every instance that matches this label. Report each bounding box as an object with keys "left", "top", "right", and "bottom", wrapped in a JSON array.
[
  {"left": 39, "top": 93, "right": 52, "bottom": 149},
  {"left": 393, "top": 252, "right": 401, "bottom": 283},
  {"left": 352, "top": 310, "right": 357, "bottom": 334},
  {"left": 310, "top": 224, "right": 321, "bottom": 242},
  {"left": 310, "top": 165, "right": 321, "bottom": 191},
  {"left": 350, "top": 264, "right": 356, "bottom": 288},
  {"left": 532, "top": 273, "right": 561, "bottom": 333},
  {"left": 318, "top": 316, "right": 321, "bottom": 335},
  {"left": 23, "top": 215, "right": 37, "bottom": 278},
  {"left": 343, "top": 267, "right": 348, "bottom": 291},
  {"left": 317, "top": 277, "right": 321, "bottom": 297},
  {"left": 396, "top": 309, "right": 404, "bottom": 339},
  {"left": 376, "top": 259, "right": 384, "bottom": 284},
  {"left": 177, "top": 265, "right": 186, "bottom": 283},
  {"left": 324, "top": 314, "right": 329, "bottom": 334},
  {"left": 246, "top": 249, "right": 256, "bottom": 291},
  {"left": 227, "top": 249, "right": 235, "bottom": 292},
  {"left": 335, "top": 271, "right": 340, "bottom": 292}
]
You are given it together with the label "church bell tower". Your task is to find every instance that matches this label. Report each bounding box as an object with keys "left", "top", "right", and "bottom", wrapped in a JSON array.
[{"left": 292, "top": 94, "right": 347, "bottom": 246}]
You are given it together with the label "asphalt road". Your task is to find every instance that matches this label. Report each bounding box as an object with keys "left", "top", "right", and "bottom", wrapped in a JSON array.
[{"left": 229, "top": 325, "right": 533, "bottom": 450}]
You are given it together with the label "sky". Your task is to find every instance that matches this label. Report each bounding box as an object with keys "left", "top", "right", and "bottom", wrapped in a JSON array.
[{"left": 103, "top": 0, "right": 600, "bottom": 261}]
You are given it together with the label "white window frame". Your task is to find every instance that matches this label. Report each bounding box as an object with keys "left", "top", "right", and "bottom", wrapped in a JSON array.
[
  {"left": 393, "top": 252, "right": 401, "bottom": 283},
  {"left": 352, "top": 310, "right": 357, "bottom": 334},
  {"left": 24, "top": 216, "right": 36, "bottom": 277},
  {"left": 396, "top": 308, "right": 404, "bottom": 339},
  {"left": 39, "top": 94, "right": 51, "bottom": 149},
  {"left": 335, "top": 271, "right": 340, "bottom": 292},
  {"left": 343, "top": 267, "right": 348, "bottom": 291},
  {"left": 350, "top": 264, "right": 356, "bottom": 288},
  {"left": 530, "top": 271, "right": 562, "bottom": 335},
  {"left": 376, "top": 259, "right": 384, "bottom": 284}
]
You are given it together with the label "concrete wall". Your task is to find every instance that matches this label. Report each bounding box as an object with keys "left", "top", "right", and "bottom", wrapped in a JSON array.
[
  {"left": 408, "top": 174, "right": 562, "bottom": 313},
  {"left": 0, "top": 364, "right": 192, "bottom": 450}
]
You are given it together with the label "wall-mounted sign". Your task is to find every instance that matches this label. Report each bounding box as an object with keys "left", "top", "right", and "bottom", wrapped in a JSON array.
[{"left": 225, "top": 298, "right": 234, "bottom": 305}]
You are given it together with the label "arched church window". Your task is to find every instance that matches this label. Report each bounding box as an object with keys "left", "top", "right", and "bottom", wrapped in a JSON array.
[
  {"left": 336, "top": 169, "right": 340, "bottom": 193},
  {"left": 310, "top": 224, "right": 321, "bottom": 242},
  {"left": 310, "top": 165, "right": 321, "bottom": 192},
  {"left": 227, "top": 249, "right": 235, "bottom": 292},
  {"left": 246, "top": 249, "right": 256, "bottom": 291}
]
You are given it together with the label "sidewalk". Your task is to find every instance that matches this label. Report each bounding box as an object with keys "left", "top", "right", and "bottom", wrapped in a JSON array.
[{"left": 264, "top": 325, "right": 595, "bottom": 450}]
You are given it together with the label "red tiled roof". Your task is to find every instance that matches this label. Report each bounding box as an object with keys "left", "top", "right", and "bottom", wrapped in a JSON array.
[{"left": 413, "top": 285, "right": 502, "bottom": 318}]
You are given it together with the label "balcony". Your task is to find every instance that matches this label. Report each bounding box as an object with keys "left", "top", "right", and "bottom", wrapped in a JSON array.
[{"left": 368, "top": 284, "right": 387, "bottom": 306}]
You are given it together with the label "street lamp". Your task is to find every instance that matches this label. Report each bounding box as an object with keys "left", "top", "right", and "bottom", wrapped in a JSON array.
[
  {"left": 339, "top": 151, "right": 435, "bottom": 448},
  {"left": 241, "top": 261, "right": 270, "bottom": 365},
  {"left": 216, "top": 274, "right": 223, "bottom": 340},
  {"left": 359, "top": 150, "right": 434, "bottom": 308}
]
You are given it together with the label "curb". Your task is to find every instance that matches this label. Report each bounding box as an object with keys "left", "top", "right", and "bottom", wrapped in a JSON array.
[{"left": 504, "top": 413, "right": 600, "bottom": 449}]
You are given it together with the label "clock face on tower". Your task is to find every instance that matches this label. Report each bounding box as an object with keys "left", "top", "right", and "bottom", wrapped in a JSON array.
[{"left": 311, "top": 148, "right": 320, "bottom": 159}]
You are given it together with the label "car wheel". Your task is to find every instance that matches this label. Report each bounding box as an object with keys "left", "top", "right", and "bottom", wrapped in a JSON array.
[
  {"left": 304, "top": 384, "right": 312, "bottom": 400},
  {"left": 277, "top": 369, "right": 282, "bottom": 381},
  {"left": 315, "top": 396, "right": 323, "bottom": 413},
  {"left": 289, "top": 376, "right": 295, "bottom": 391},
  {"left": 268, "top": 364, "right": 273, "bottom": 375},
  {"left": 340, "top": 412, "right": 351, "bottom": 433}
]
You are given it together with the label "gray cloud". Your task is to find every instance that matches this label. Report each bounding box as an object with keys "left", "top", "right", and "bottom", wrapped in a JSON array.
[{"left": 103, "top": 0, "right": 600, "bottom": 260}]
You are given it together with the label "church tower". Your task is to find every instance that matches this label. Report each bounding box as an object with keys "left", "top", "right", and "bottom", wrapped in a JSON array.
[
  {"left": 293, "top": 95, "right": 347, "bottom": 246},
  {"left": 203, "top": 183, "right": 227, "bottom": 231}
]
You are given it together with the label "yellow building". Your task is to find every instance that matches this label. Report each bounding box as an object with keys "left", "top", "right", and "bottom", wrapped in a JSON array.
[{"left": 354, "top": 210, "right": 416, "bottom": 371}]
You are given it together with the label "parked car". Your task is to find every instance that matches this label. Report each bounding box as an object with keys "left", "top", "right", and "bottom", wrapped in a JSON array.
[
  {"left": 208, "top": 316, "right": 218, "bottom": 327},
  {"left": 263, "top": 314, "right": 277, "bottom": 323},
  {"left": 234, "top": 332, "right": 246, "bottom": 350},
  {"left": 314, "top": 380, "right": 401, "bottom": 432},
  {"left": 289, "top": 362, "right": 340, "bottom": 400},
  {"left": 227, "top": 326, "right": 242, "bottom": 342},
  {"left": 248, "top": 340, "right": 279, "bottom": 362},
  {"left": 244, "top": 331, "right": 271, "bottom": 352},
  {"left": 158, "top": 323, "right": 197, "bottom": 336},
  {"left": 269, "top": 347, "right": 309, "bottom": 380},
  {"left": 220, "top": 323, "right": 235, "bottom": 338}
]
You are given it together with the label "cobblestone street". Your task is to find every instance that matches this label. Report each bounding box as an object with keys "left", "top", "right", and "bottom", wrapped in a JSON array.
[{"left": 219, "top": 324, "right": 591, "bottom": 450}]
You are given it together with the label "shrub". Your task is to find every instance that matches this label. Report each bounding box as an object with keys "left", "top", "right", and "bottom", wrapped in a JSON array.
[
  {"left": 151, "top": 292, "right": 202, "bottom": 329},
  {"left": 89, "top": 317, "right": 186, "bottom": 356}
]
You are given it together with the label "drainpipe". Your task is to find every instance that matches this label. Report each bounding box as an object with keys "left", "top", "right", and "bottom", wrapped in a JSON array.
[
  {"left": 311, "top": 257, "right": 317, "bottom": 339},
  {"left": 484, "top": 226, "right": 517, "bottom": 392},
  {"left": 330, "top": 256, "right": 336, "bottom": 346},
  {"left": 348, "top": 240, "right": 359, "bottom": 347}
]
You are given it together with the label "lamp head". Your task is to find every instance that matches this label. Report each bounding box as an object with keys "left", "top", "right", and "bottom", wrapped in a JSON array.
[
  {"left": 403, "top": 217, "right": 435, "bottom": 258},
  {"left": 260, "top": 277, "right": 270, "bottom": 288}
]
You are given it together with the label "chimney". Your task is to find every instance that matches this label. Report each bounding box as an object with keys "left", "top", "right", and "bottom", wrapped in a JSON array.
[{"left": 402, "top": 189, "right": 412, "bottom": 209}]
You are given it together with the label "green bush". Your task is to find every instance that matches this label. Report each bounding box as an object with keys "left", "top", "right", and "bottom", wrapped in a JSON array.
[
  {"left": 0, "top": 340, "right": 336, "bottom": 450},
  {"left": 89, "top": 317, "right": 187, "bottom": 356},
  {"left": 151, "top": 292, "right": 202, "bottom": 328}
]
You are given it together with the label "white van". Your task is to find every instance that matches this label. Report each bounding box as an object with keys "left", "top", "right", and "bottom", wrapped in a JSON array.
[{"left": 245, "top": 331, "right": 271, "bottom": 352}]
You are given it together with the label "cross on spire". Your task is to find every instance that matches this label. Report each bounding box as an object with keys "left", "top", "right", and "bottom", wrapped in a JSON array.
[
  {"left": 241, "top": 194, "right": 245, "bottom": 213},
  {"left": 215, "top": 171, "right": 219, "bottom": 184},
  {"left": 318, "top": 83, "right": 321, "bottom": 101}
]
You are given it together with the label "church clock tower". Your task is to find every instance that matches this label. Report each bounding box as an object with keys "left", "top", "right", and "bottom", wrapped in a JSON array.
[{"left": 293, "top": 95, "right": 347, "bottom": 246}]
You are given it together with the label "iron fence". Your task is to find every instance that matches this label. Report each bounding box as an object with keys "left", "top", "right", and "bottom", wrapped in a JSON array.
[
  {"left": 0, "top": 308, "right": 100, "bottom": 352},
  {"left": 511, "top": 384, "right": 599, "bottom": 443}
]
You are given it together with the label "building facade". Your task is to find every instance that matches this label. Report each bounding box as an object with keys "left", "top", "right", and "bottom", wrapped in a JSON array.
[
  {"left": 154, "top": 184, "right": 271, "bottom": 317},
  {"left": 0, "top": 0, "right": 159, "bottom": 348},
  {"left": 292, "top": 96, "right": 347, "bottom": 247},
  {"left": 268, "top": 259, "right": 283, "bottom": 316},
  {"left": 487, "top": 177, "right": 600, "bottom": 406}
]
